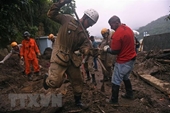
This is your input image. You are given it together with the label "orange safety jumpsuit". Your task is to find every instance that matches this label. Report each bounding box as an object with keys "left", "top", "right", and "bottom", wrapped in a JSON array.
[{"left": 20, "top": 38, "right": 40, "bottom": 75}]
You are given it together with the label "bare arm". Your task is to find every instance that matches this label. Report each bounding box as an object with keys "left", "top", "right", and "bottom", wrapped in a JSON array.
[{"left": 0, "top": 52, "right": 12, "bottom": 63}]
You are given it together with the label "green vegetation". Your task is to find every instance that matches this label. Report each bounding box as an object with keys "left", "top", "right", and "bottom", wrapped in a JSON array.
[
  {"left": 137, "top": 15, "right": 170, "bottom": 40},
  {"left": 0, "top": 0, "right": 75, "bottom": 48}
]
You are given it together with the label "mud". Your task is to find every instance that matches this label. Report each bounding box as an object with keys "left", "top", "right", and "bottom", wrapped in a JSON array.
[{"left": 0, "top": 52, "right": 170, "bottom": 113}]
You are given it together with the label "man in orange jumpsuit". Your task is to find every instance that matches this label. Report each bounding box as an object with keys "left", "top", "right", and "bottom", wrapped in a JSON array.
[{"left": 20, "top": 31, "right": 41, "bottom": 81}]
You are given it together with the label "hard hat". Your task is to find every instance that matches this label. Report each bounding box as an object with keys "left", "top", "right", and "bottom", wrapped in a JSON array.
[
  {"left": 84, "top": 9, "right": 99, "bottom": 23},
  {"left": 11, "top": 42, "right": 17, "bottom": 47},
  {"left": 133, "top": 30, "right": 140, "bottom": 36},
  {"left": 101, "top": 28, "right": 109, "bottom": 35},
  {"left": 48, "top": 34, "right": 54, "bottom": 39},
  {"left": 23, "top": 31, "right": 30, "bottom": 37}
]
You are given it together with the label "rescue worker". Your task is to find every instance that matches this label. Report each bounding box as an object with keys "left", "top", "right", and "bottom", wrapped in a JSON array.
[
  {"left": 83, "top": 36, "right": 97, "bottom": 85},
  {"left": 20, "top": 31, "right": 41, "bottom": 81},
  {"left": 83, "top": 56, "right": 97, "bottom": 85},
  {"left": 0, "top": 42, "right": 22, "bottom": 64},
  {"left": 89, "top": 36, "right": 98, "bottom": 71},
  {"left": 135, "top": 37, "right": 140, "bottom": 53},
  {"left": 103, "top": 15, "right": 136, "bottom": 104},
  {"left": 43, "top": 0, "right": 99, "bottom": 108},
  {"left": 48, "top": 33, "right": 70, "bottom": 83},
  {"left": 133, "top": 30, "right": 140, "bottom": 53},
  {"left": 99, "top": 28, "right": 116, "bottom": 81}
]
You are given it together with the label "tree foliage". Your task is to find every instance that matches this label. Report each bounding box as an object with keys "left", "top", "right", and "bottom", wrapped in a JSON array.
[{"left": 0, "top": 0, "right": 75, "bottom": 48}]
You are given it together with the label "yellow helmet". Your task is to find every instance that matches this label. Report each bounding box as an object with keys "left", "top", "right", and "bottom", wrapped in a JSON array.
[
  {"left": 48, "top": 34, "right": 54, "bottom": 39},
  {"left": 11, "top": 42, "right": 17, "bottom": 47},
  {"left": 101, "top": 28, "right": 109, "bottom": 35}
]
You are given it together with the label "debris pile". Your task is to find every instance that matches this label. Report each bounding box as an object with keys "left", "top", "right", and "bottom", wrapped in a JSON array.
[
  {"left": 0, "top": 52, "right": 170, "bottom": 113},
  {"left": 134, "top": 49, "right": 170, "bottom": 83}
]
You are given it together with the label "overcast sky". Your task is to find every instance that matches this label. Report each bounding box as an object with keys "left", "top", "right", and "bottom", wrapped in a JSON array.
[{"left": 75, "top": 0, "right": 170, "bottom": 37}]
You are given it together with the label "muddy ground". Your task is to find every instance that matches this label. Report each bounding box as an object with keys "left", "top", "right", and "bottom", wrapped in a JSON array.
[{"left": 0, "top": 51, "right": 170, "bottom": 113}]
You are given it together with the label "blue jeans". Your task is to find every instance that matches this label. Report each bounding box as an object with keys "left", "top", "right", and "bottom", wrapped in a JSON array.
[
  {"left": 112, "top": 60, "right": 135, "bottom": 86},
  {"left": 93, "top": 57, "right": 98, "bottom": 70}
]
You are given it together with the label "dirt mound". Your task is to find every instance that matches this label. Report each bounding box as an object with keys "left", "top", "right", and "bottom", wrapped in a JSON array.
[{"left": 0, "top": 54, "right": 23, "bottom": 76}]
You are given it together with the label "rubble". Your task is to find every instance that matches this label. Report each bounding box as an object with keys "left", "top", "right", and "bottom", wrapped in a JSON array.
[{"left": 0, "top": 51, "right": 170, "bottom": 113}]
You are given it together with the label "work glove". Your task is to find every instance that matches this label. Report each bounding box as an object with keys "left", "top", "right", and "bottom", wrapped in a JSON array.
[
  {"left": 0, "top": 61, "right": 4, "bottom": 64},
  {"left": 20, "top": 56, "right": 24, "bottom": 60},
  {"left": 103, "top": 45, "right": 110, "bottom": 52},
  {"left": 37, "top": 53, "right": 41, "bottom": 58}
]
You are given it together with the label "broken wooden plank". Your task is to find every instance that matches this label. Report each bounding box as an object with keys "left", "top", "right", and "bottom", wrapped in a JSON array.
[
  {"left": 139, "top": 74, "right": 170, "bottom": 96},
  {"left": 156, "top": 52, "right": 170, "bottom": 59},
  {"left": 162, "top": 49, "right": 170, "bottom": 52},
  {"left": 156, "top": 59, "right": 170, "bottom": 63}
]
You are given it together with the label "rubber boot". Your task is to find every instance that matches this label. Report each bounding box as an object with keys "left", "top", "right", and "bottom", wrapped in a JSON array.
[
  {"left": 86, "top": 70, "right": 91, "bottom": 81},
  {"left": 43, "top": 73, "right": 49, "bottom": 90},
  {"left": 109, "top": 83, "right": 120, "bottom": 104},
  {"left": 121, "top": 79, "right": 133, "bottom": 99},
  {"left": 74, "top": 95, "right": 88, "bottom": 109},
  {"left": 91, "top": 74, "right": 97, "bottom": 86}
]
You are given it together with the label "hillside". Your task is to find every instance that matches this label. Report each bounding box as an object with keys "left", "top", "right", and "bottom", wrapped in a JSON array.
[{"left": 137, "top": 15, "right": 170, "bottom": 40}]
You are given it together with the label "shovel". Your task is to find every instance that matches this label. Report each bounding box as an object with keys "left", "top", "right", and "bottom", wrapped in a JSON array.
[
  {"left": 97, "top": 58, "right": 109, "bottom": 92},
  {"left": 70, "top": 4, "right": 107, "bottom": 92}
]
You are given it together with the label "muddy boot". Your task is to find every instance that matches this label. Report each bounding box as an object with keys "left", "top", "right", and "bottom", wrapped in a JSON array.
[
  {"left": 43, "top": 74, "right": 49, "bottom": 90},
  {"left": 121, "top": 79, "right": 133, "bottom": 99},
  {"left": 74, "top": 95, "right": 88, "bottom": 109},
  {"left": 27, "top": 73, "right": 33, "bottom": 81},
  {"left": 91, "top": 74, "right": 97, "bottom": 86},
  {"left": 86, "top": 70, "right": 91, "bottom": 81},
  {"left": 109, "top": 83, "right": 120, "bottom": 104}
]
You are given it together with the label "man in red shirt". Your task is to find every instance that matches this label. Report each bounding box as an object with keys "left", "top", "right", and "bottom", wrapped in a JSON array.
[{"left": 103, "top": 15, "right": 136, "bottom": 104}]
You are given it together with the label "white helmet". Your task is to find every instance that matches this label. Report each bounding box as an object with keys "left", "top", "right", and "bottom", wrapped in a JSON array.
[
  {"left": 84, "top": 9, "right": 99, "bottom": 23},
  {"left": 133, "top": 30, "right": 140, "bottom": 36}
]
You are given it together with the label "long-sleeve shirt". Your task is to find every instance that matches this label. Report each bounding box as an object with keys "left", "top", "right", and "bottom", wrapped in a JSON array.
[
  {"left": 47, "top": 2, "right": 93, "bottom": 64},
  {"left": 0, "top": 44, "right": 22, "bottom": 62},
  {"left": 20, "top": 38, "right": 40, "bottom": 60}
]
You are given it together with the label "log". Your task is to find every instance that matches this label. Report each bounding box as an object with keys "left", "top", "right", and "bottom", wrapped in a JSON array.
[
  {"left": 139, "top": 74, "right": 170, "bottom": 97},
  {"left": 156, "top": 52, "right": 170, "bottom": 59},
  {"left": 156, "top": 59, "right": 170, "bottom": 63},
  {"left": 162, "top": 49, "right": 170, "bottom": 52}
]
